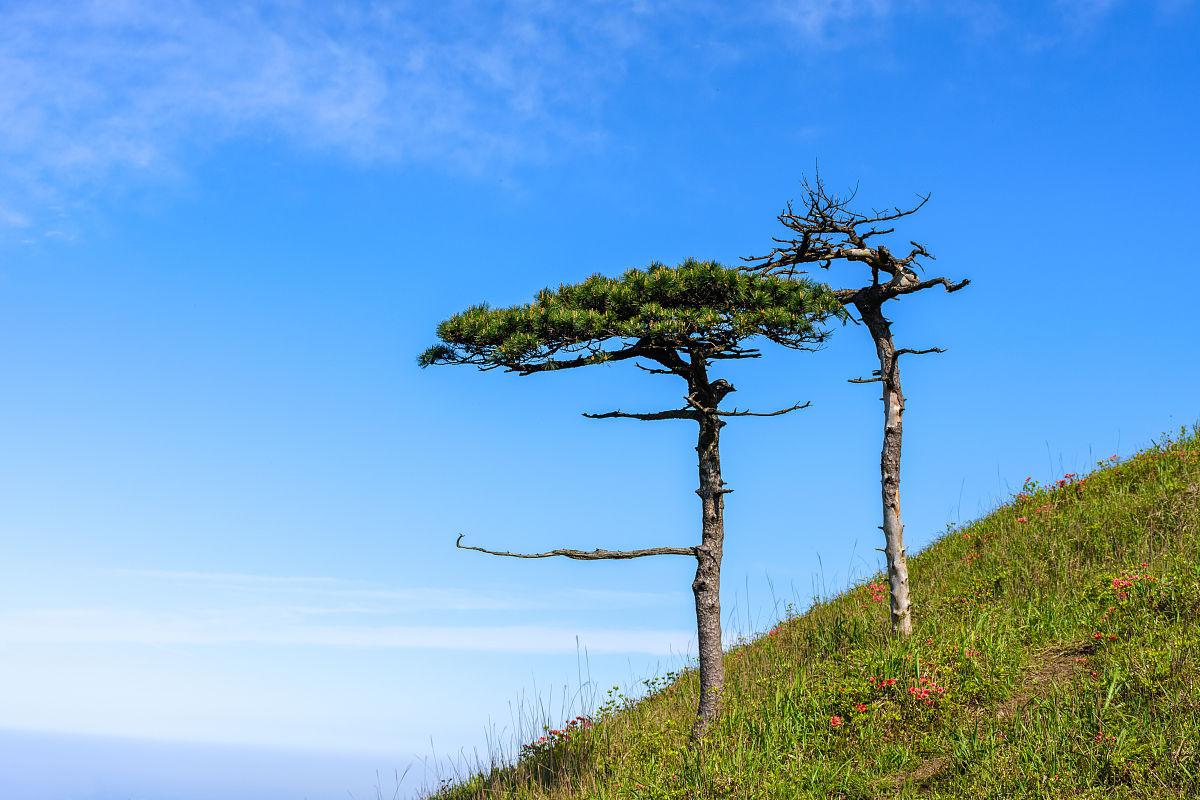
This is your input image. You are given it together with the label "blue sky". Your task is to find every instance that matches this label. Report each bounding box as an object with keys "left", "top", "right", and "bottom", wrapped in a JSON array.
[{"left": 1, "top": 1, "right": 1198, "bottom": 797}]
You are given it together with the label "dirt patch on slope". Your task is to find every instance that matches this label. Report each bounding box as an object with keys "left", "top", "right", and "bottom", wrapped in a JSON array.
[
  {"left": 995, "top": 641, "right": 1095, "bottom": 721},
  {"left": 881, "top": 641, "right": 1095, "bottom": 796}
]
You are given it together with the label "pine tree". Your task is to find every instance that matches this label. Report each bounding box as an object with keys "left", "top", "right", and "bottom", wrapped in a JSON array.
[
  {"left": 745, "top": 176, "right": 969, "bottom": 637},
  {"left": 420, "top": 258, "right": 845, "bottom": 737}
]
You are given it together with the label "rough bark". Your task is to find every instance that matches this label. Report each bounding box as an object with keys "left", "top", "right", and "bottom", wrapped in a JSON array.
[
  {"left": 857, "top": 301, "right": 913, "bottom": 637},
  {"left": 691, "top": 406, "right": 727, "bottom": 738}
]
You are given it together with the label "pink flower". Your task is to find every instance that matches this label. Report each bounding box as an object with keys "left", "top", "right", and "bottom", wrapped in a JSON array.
[{"left": 829, "top": 715, "right": 843, "bottom": 728}]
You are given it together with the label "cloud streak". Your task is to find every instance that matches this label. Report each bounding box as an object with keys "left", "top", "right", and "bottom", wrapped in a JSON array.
[
  {"left": 0, "top": 566, "right": 689, "bottom": 654},
  {"left": 103, "top": 567, "right": 678, "bottom": 612},
  {"left": 0, "top": 0, "right": 1157, "bottom": 234},
  {"left": 0, "top": 1, "right": 662, "bottom": 233},
  {"left": 769, "top": 0, "right": 897, "bottom": 39},
  {"left": 0, "top": 607, "right": 692, "bottom": 655}
]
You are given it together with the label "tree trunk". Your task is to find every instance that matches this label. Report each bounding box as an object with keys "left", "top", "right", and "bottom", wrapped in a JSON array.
[
  {"left": 691, "top": 409, "right": 727, "bottom": 739},
  {"left": 858, "top": 302, "right": 914, "bottom": 637}
]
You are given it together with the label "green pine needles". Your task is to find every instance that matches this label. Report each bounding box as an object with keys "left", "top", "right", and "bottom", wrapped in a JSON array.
[{"left": 418, "top": 258, "right": 846, "bottom": 373}]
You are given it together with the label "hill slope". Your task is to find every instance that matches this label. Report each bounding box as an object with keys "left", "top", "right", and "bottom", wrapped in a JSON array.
[{"left": 433, "top": 428, "right": 1200, "bottom": 799}]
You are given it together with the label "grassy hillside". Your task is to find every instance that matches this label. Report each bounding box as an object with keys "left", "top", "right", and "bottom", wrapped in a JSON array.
[{"left": 431, "top": 427, "right": 1200, "bottom": 799}]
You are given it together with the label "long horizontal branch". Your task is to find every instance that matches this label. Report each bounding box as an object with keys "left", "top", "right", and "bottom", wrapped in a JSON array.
[
  {"left": 456, "top": 534, "right": 697, "bottom": 560},
  {"left": 717, "top": 400, "right": 812, "bottom": 417},
  {"left": 892, "top": 276, "right": 971, "bottom": 296},
  {"left": 838, "top": 273, "right": 967, "bottom": 308},
  {"left": 508, "top": 344, "right": 647, "bottom": 376},
  {"left": 681, "top": 393, "right": 811, "bottom": 418},
  {"left": 583, "top": 408, "right": 698, "bottom": 422},
  {"left": 633, "top": 362, "right": 676, "bottom": 375}
]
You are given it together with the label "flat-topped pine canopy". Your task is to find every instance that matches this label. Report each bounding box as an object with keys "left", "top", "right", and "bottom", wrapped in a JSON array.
[{"left": 419, "top": 258, "right": 846, "bottom": 375}]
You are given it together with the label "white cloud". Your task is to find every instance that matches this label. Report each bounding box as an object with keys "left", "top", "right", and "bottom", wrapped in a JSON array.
[
  {"left": 0, "top": 564, "right": 693, "bottom": 750},
  {"left": 102, "top": 567, "right": 677, "bottom": 612},
  {"left": 771, "top": 0, "right": 898, "bottom": 39},
  {"left": 0, "top": 607, "right": 692, "bottom": 655},
  {"left": 0, "top": 566, "right": 688, "bottom": 655},
  {"left": 1, "top": 1, "right": 1154, "bottom": 234},
  {"left": 1052, "top": 0, "right": 1127, "bottom": 34},
  {"left": 0, "top": 1, "right": 660, "bottom": 232},
  {"left": 0, "top": 203, "right": 30, "bottom": 228},
  {"left": 109, "top": 568, "right": 344, "bottom": 587}
]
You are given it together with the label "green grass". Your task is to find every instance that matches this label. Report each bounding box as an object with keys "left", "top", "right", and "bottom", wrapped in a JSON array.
[{"left": 429, "top": 427, "right": 1200, "bottom": 799}]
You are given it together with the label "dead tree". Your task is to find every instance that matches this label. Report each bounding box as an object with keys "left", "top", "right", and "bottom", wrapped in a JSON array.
[
  {"left": 420, "top": 258, "right": 844, "bottom": 737},
  {"left": 744, "top": 176, "right": 969, "bottom": 637}
]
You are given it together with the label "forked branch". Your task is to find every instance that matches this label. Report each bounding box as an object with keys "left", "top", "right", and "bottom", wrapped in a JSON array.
[
  {"left": 717, "top": 401, "right": 812, "bottom": 417},
  {"left": 848, "top": 348, "right": 946, "bottom": 385},
  {"left": 456, "top": 534, "right": 697, "bottom": 560}
]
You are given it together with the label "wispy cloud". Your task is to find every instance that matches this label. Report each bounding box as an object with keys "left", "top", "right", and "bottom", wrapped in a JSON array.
[
  {"left": 2, "top": 1, "right": 1160, "bottom": 234},
  {"left": 0, "top": 1, "right": 661, "bottom": 233},
  {"left": 103, "top": 567, "right": 677, "bottom": 612},
  {"left": 0, "top": 607, "right": 692, "bottom": 655},
  {"left": 109, "top": 568, "right": 344, "bottom": 587},
  {"left": 766, "top": 0, "right": 1178, "bottom": 47},
  {"left": 1055, "top": 0, "right": 1124, "bottom": 24},
  {"left": 769, "top": 0, "right": 898, "bottom": 39},
  {"left": 0, "top": 565, "right": 688, "bottom": 652},
  {"left": 0, "top": 202, "right": 31, "bottom": 229}
]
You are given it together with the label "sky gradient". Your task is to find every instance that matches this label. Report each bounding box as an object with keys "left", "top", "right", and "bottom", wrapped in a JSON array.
[{"left": 2, "top": 1, "right": 1198, "bottom": 798}]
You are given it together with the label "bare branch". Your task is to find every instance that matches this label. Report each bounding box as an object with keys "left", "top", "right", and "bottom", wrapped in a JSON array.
[
  {"left": 456, "top": 534, "right": 696, "bottom": 560},
  {"left": 633, "top": 362, "right": 676, "bottom": 376},
  {"left": 859, "top": 227, "right": 895, "bottom": 241},
  {"left": 740, "top": 179, "right": 968, "bottom": 312},
  {"left": 583, "top": 408, "right": 698, "bottom": 422},
  {"left": 848, "top": 376, "right": 883, "bottom": 384},
  {"left": 717, "top": 401, "right": 811, "bottom": 417},
  {"left": 863, "top": 193, "right": 930, "bottom": 224},
  {"left": 708, "top": 348, "right": 762, "bottom": 360},
  {"left": 894, "top": 347, "right": 946, "bottom": 358},
  {"left": 893, "top": 276, "right": 970, "bottom": 296},
  {"left": 508, "top": 344, "right": 647, "bottom": 376}
]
